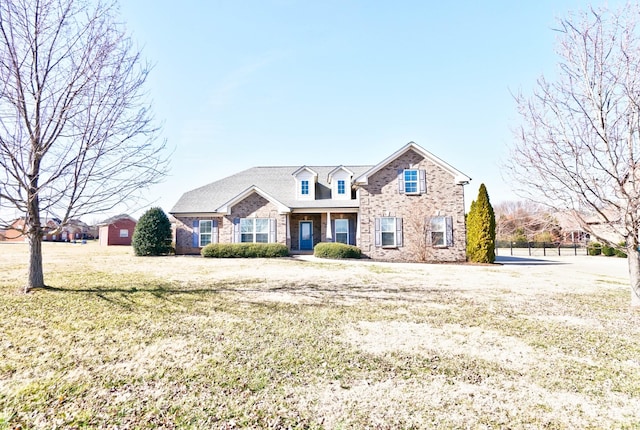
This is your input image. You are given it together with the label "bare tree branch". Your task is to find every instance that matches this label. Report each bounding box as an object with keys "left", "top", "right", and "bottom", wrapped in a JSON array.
[
  {"left": 505, "top": 3, "right": 640, "bottom": 305},
  {"left": 0, "top": 0, "right": 168, "bottom": 291}
]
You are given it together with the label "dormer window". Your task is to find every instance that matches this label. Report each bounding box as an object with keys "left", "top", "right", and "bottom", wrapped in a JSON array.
[
  {"left": 292, "top": 166, "right": 318, "bottom": 200},
  {"left": 328, "top": 166, "right": 354, "bottom": 201}
]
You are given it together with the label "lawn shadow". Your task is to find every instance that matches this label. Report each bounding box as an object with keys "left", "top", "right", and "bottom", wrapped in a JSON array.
[{"left": 34, "top": 278, "right": 470, "bottom": 308}]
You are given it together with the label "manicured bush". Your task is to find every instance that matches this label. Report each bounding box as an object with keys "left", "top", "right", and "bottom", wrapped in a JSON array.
[
  {"left": 601, "top": 244, "right": 616, "bottom": 256},
  {"left": 314, "top": 242, "right": 362, "bottom": 259},
  {"left": 132, "top": 207, "right": 173, "bottom": 256},
  {"left": 466, "top": 183, "right": 496, "bottom": 263},
  {"left": 587, "top": 243, "right": 601, "bottom": 256},
  {"left": 615, "top": 242, "right": 628, "bottom": 258},
  {"left": 201, "top": 243, "right": 289, "bottom": 258}
]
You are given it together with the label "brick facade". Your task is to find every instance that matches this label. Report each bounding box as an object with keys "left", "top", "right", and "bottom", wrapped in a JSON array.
[
  {"left": 357, "top": 149, "right": 466, "bottom": 262},
  {"left": 171, "top": 143, "right": 469, "bottom": 261},
  {"left": 174, "top": 193, "right": 289, "bottom": 255}
]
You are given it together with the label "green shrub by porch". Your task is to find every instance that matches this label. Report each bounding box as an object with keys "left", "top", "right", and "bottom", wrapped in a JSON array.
[
  {"left": 201, "top": 243, "right": 289, "bottom": 258},
  {"left": 314, "top": 242, "right": 361, "bottom": 259}
]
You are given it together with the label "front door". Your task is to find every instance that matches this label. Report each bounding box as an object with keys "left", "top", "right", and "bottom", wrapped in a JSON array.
[{"left": 299, "top": 221, "right": 313, "bottom": 250}]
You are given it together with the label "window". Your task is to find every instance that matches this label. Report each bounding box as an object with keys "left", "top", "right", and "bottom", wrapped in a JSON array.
[
  {"left": 430, "top": 217, "right": 446, "bottom": 247},
  {"left": 398, "top": 169, "right": 426, "bottom": 194},
  {"left": 301, "top": 180, "right": 309, "bottom": 195},
  {"left": 119, "top": 229, "right": 129, "bottom": 238},
  {"left": 430, "top": 216, "right": 453, "bottom": 247},
  {"left": 199, "top": 220, "right": 212, "bottom": 246},
  {"left": 375, "top": 217, "right": 403, "bottom": 248},
  {"left": 335, "top": 219, "right": 348, "bottom": 244},
  {"left": 337, "top": 180, "right": 345, "bottom": 195},
  {"left": 240, "top": 218, "right": 269, "bottom": 243},
  {"left": 380, "top": 217, "right": 396, "bottom": 246},
  {"left": 404, "top": 169, "right": 418, "bottom": 194}
]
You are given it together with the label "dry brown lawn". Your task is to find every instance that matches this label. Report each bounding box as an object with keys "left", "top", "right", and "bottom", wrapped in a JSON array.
[{"left": 1, "top": 242, "right": 639, "bottom": 429}]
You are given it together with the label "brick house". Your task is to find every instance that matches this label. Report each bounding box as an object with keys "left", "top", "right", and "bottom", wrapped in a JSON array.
[
  {"left": 98, "top": 214, "right": 137, "bottom": 246},
  {"left": 170, "top": 142, "right": 471, "bottom": 262}
]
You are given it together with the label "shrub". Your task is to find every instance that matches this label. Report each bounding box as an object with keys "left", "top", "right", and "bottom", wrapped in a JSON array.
[
  {"left": 615, "top": 242, "right": 628, "bottom": 258},
  {"left": 466, "top": 183, "right": 496, "bottom": 263},
  {"left": 314, "top": 242, "right": 361, "bottom": 259},
  {"left": 587, "top": 242, "right": 601, "bottom": 256},
  {"left": 132, "top": 207, "right": 173, "bottom": 256},
  {"left": 201, "top": 243, "right": 289, "bottom": 258},
  {"left": 601, "top": 244, "right": 616, "bottom": 256}
]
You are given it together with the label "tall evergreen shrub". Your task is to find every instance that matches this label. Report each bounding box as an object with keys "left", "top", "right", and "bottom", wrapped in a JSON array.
[
  {"left": 466, "top": 183, "right": 496, "bottom": 263},
  {"left": 132, "top": 207, "right": 173, "bottom": 256}
]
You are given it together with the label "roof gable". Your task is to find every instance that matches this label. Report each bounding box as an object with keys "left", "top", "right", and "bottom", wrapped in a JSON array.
[
  {"left": 216, "top": 185, "right": 291, "bottom": 214},
  {"left": 291, "top": 166, "right": 318, "bottom": 178},
  {"left": 327, "top": 165, "right": 355, "bottom": 183},
  {"left": 354, "top": 141, "right": 471, "bottom": 185}
]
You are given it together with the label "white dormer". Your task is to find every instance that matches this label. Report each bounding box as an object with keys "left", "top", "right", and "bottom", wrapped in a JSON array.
[
  {"left": 292, "top": 166, "right": 318, "bottom": 200},
  {"left": 327, "top": 166, "right": 354, "bottom": 200}
]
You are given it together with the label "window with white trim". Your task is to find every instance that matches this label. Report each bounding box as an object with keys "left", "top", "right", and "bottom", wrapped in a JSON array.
[
  {"left": 430, "top": 217, "right": 446, "bottom": 247},
  {"left": 119, "top": 229, "right": 129, "bottom": 238},
  {"left": 199, "top": 220, "right": 213, "bottom": 246},
  {"left": 380, "top": 217, "right": 396, "bottom": 247},
  {"left": 337, "top": 180, "right": 345, "bottom": 195},
  {"left": 240, "top": 218, "right": 269, "bottom": 243},
  {"left": 301, "top": 180, "right": 309, "bottom": 195},
  {"left": 404, "top": 169, "right": 418, "bottom": 194},
  {"left": 335, "top": 219, "right": 348, "bottom": 244}
]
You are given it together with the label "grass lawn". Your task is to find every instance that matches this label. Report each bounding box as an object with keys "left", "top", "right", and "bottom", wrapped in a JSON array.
[{"left": 1, "top": 242, "right": 639, "bottom": 429}]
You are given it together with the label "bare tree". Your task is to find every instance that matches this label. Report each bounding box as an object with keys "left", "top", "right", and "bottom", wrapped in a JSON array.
[
  {"left": 0, "top": 0, "right": 168, "bottom": 292},
  {"left": 505, "top": 3, "right": 640, "bottom": 305},
  {"left": 494, "top": 201, "right": 561, "bottom": 243}
]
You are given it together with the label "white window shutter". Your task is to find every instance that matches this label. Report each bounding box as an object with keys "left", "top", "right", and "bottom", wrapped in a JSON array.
[
  {"left": 396, "top": 217, "right": 403, "bottom": 247},
  {"left": 269, "top": 218, "right": 277, "bottom": 243},
  {"left": 212, "top": 219, "right": 219, "bottom": 244},
  {"left": 419, "top": 170, "right": 427, "bottom": 194},
  {"left": 233, "top": 218, "right": 240, "bottom": 243},
  {"left": 397, "top": 170, "right": 405, "bottom": 194},
  {"left": 446, "top": 216, "right": 453, "bottom": 247},
  {"left": 192, "top": 220, "right": 199, "bottom": 247}
]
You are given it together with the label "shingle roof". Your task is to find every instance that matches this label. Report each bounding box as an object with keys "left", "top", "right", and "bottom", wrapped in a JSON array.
[{"left": 170, "top": 165, "right": 373, "bottom": 214}]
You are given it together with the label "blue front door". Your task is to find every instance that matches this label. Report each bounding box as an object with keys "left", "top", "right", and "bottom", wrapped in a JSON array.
[{"left": 300, "top": 221, "right": 313, "bottom": 250}]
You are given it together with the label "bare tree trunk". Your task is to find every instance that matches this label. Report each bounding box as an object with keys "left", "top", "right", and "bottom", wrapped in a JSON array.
[
  {"left": 627, "top": 247, "right": 640, "bottom": 307},
  {"left": 26, "top": 233, "right": 44, "bottom": 293}
]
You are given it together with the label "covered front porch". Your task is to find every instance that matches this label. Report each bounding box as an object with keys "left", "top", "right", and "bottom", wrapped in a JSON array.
[{"left": 287, "top": 210, "right": 359, "bottom": 252}]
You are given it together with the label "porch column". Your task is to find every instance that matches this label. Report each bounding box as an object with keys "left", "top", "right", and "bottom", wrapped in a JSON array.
[
  {"left": 326, "top": 211, "right": 332, "bottom": 241},
  {"left": 356, "top": 210, "right": 361, "bottom": 244},
  {"left": 286, "top": 214, "right": 291, "bottom": 241}
]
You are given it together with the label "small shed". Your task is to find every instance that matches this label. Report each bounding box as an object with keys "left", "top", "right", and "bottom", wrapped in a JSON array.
[{"left": 98, "top": 214, "right": 137, "bottom": 246}]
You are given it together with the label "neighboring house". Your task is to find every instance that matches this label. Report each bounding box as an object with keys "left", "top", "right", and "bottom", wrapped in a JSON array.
[
  {"left": 0, "top": 218, "right": 28, "bottom": 242},
  {"left": 42, "top": 218, "right": 91, "bottom": 242},
  {"left": 1, "top": 217, "right": 92, "bottom": 242},
  {"left": 98, "top": 214, "right": 137, "bottom": 246},
  {"left": 170, "top": 142, "right": 471, "bottom": 262}
]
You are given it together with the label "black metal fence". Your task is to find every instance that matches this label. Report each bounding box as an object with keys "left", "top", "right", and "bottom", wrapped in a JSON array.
[{"left": 495, "top": 241, "right": 587, "bottom": 257}]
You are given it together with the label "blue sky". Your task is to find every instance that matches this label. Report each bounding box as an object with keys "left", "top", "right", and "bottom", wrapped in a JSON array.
[{"left": 117, "top": 0, "right": 616, "bottom": 217}]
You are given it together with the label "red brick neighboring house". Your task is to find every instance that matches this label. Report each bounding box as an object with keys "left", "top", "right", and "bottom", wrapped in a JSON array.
[
  {"left": 170, "top": 142, "right": 472, "bottom": 262},
  {"left": 0, "top": 218, "right": 28, "bottom": 242},
  {"left": 98, "top": 215, "right": 137, "bottom": 246}
]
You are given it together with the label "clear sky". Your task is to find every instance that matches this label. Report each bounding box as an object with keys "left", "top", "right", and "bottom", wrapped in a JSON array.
[{"left": 115, "top": 0, "right": 620, "bottom": 218}]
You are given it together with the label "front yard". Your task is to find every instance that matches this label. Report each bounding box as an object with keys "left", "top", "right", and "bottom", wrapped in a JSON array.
[{"left": 0, "top": 242, "right": 639, "bottom": 428}]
